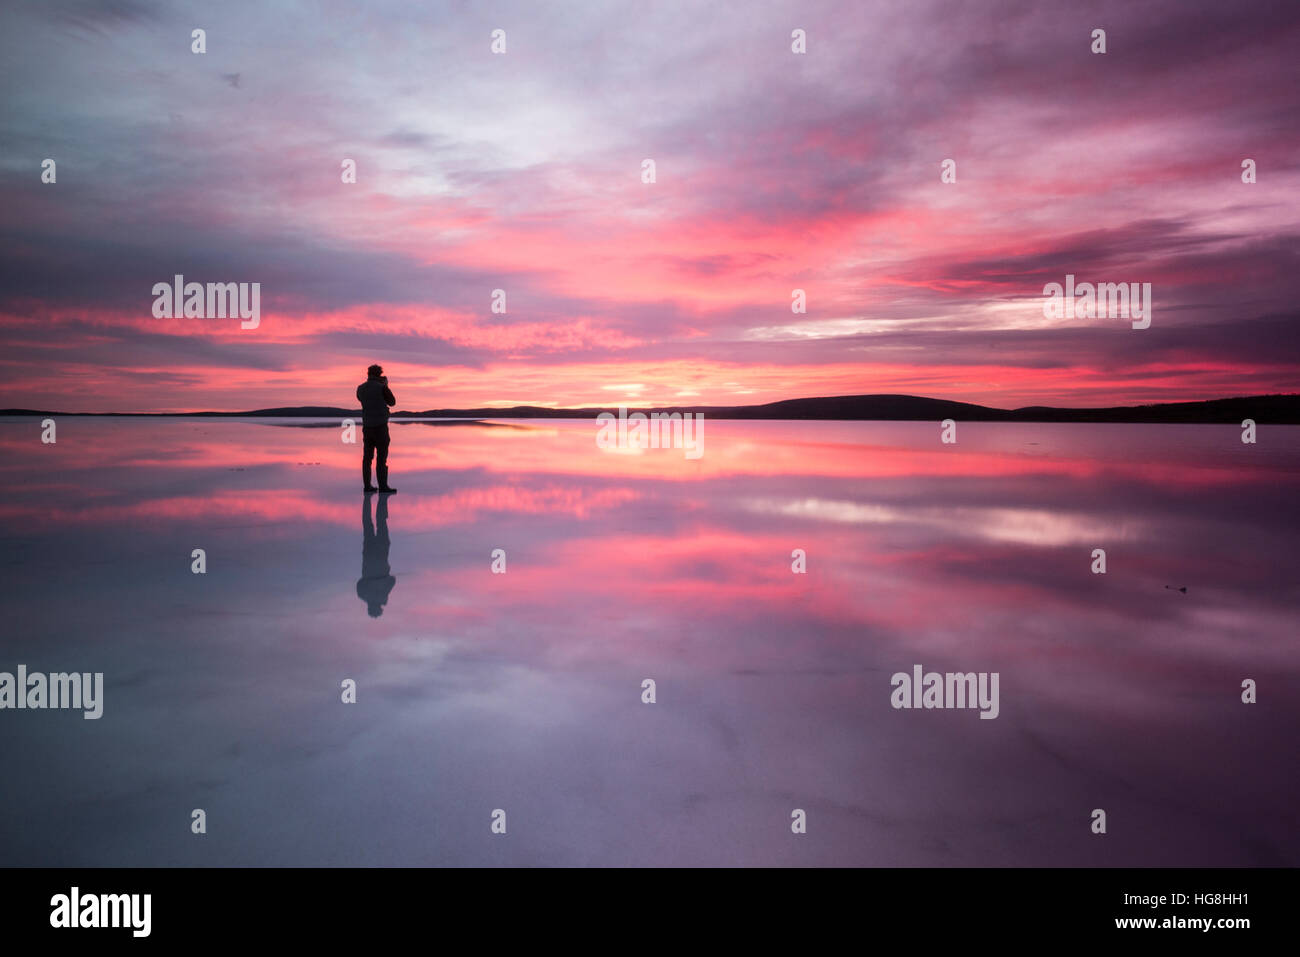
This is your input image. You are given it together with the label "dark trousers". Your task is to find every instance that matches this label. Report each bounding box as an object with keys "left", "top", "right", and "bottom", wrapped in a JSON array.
[{"left": 362, "top": 425, "right": 390, "bottom": 488}]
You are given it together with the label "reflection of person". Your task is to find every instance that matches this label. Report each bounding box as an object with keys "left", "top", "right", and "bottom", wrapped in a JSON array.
[
  {"left": 357, "top": 492, "right": 396, "bottom": 618},
  {"left": 356, "top": 363, "right": 397, "bottom": 493}
]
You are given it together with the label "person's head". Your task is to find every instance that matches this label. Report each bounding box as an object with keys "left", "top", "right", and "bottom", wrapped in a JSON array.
[{"left": 367, "top": 364, "right": 383, "bottom": 378}]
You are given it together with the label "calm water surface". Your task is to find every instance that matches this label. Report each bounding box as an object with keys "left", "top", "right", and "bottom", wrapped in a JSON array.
[{"left": 0, "top": 417, "right": 1296, "bottom": 865}]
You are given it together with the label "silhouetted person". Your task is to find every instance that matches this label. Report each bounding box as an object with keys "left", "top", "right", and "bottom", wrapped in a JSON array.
[
  {"left": 356, "top": 363, "right": 397, "bottom": 493},
  {"left": 357, "top": 492, "right": 396, "bottom": 617}
]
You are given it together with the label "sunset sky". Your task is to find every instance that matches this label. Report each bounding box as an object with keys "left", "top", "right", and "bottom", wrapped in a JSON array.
[{"left": 2, "top": 0, "right": 1298, "bottom": 413}]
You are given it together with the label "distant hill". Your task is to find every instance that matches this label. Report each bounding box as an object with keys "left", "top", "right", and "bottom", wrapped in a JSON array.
[{"left": 2, "top": 394, "right": 1298, "bottom": 423}]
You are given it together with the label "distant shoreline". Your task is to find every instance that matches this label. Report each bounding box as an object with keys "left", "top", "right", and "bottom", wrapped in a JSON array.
[{"left": 2, "top": 393, "right": 1298, "bottom": 424}]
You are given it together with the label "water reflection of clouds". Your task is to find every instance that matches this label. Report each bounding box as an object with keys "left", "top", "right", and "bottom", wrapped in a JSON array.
[
  {"left": 739, "top": 496, "right": 1148, "bottom": 546},
  {"left": 0, "top": 418, "right": 1297, "bottom": 866}
]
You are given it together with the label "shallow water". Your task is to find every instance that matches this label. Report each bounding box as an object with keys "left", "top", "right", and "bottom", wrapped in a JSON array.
[{"left": 0, "top": 416, "right": 1296, "bottom": 866}]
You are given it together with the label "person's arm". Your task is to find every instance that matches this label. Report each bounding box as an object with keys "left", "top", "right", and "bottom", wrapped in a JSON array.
[{"left": 383, "top": 380, "right": 395, "bottom": 407}]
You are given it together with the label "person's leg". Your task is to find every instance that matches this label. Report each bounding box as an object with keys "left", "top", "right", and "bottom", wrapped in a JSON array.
[
  {"left": 362, "top": 428, "right": 376, "bottom": 489},
  {"left": 376, "top": 427, "right": 392, "bottom": 490}
]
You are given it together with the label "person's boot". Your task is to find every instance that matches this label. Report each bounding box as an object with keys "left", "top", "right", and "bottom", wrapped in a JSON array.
[
  {"left": 363, "top": 463, "right": 376, "bottom": 493},
  {"left": 378, "top": 463, "right": 396, "bottom": 493}
]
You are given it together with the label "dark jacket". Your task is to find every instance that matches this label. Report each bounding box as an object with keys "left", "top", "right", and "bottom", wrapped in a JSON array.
[{"left": 356, "top": 375, "right": 396, "bottom": 427}]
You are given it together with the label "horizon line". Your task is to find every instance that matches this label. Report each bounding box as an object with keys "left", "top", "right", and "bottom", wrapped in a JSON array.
[{"left": 3, "top": 391, "right": 1297, "bottom": 420}]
